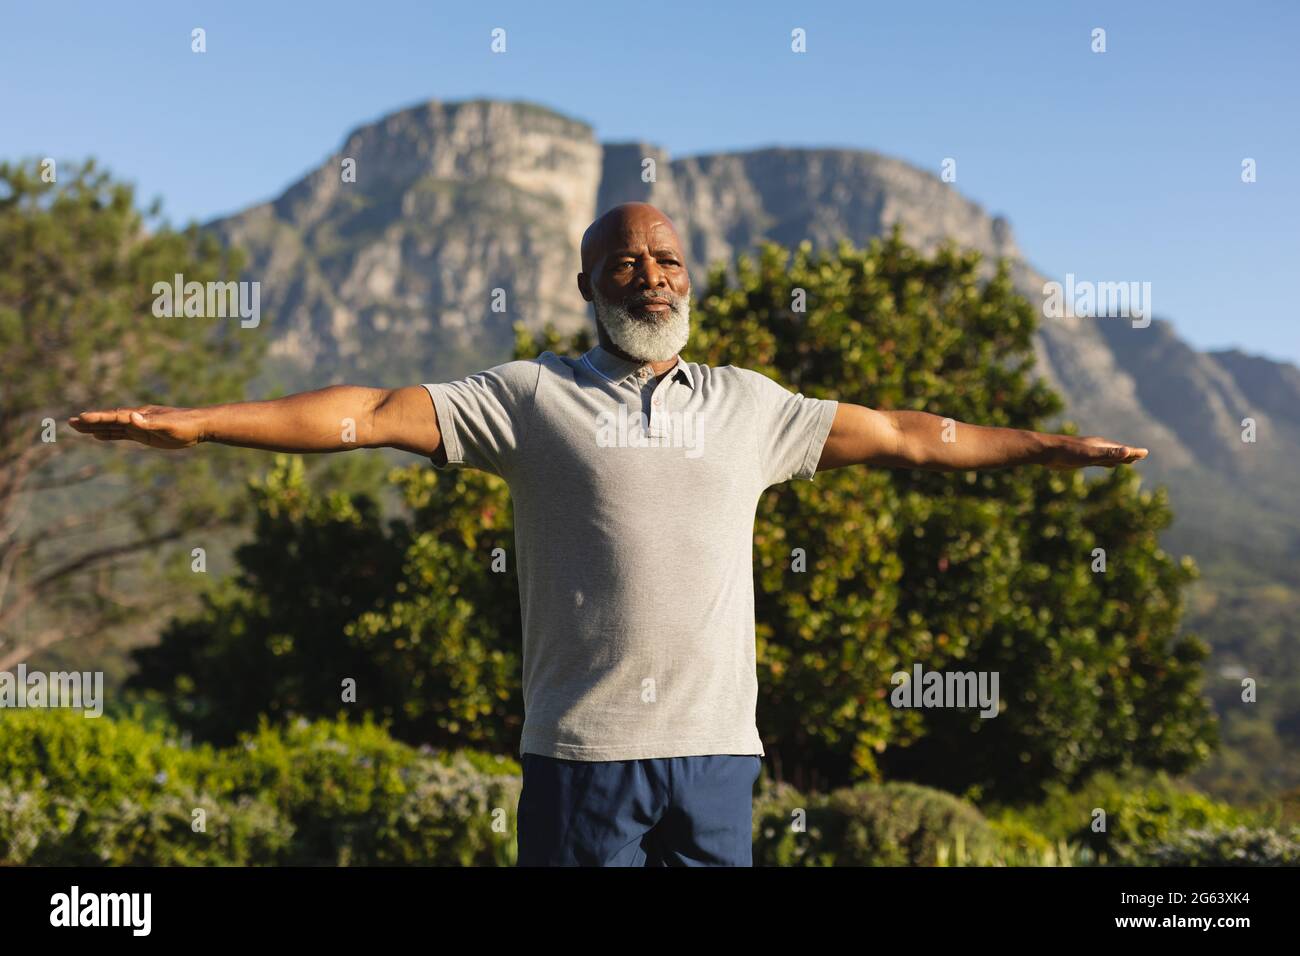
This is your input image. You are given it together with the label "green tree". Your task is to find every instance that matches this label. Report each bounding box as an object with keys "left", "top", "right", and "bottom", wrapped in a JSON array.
[
  {"left": 685, "top": 233, "right": 1213, "bottom": 799},
  {"left": 130, "top": 455, "right": 523, "bottom": 751},
  {"left": 133, "top": 232, "right": 1215, "bottom": 801},
  {"left": 0, "top": 159, "right": 261, "bottom": 671}
]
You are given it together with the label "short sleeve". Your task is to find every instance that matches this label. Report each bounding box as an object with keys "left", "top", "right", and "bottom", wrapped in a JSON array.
[
  {"left": 736, "top": 368, "right": 839, "bottom": 487},
  {"left": 422, "top": 360, "right": 541, "bottom": 478}
]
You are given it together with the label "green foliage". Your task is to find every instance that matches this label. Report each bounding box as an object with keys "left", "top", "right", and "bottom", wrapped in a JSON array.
[
  {"left": 133, "top": 231, "right": 1214, "bottom": 801},
  {"left": 128, "top": 455, "right": 412, "bottom": 744},
  {"left": 345, "top": 465, "right": 523, "bottom": 752},
  {"left": 0, "top": 707, "right": 288, "bottom": 865},
  {"left": 1, "top": 710, "right": 1275, "bottom": 867},
  {"left": 0, "top": 780, "right": 295, "bottom": 866},
  {"left": 750, "top": 771, "right": 1290, "bottom": 867},
  {"left": 0, "top": 158, "right": 263, "bottom": 670},
  {"left": 130, "top": 454, "right": 525, "bottom": 753},
  {"left": 217, "top": 715, "right": 520, "bottom": 866},
  {"left": 374, "top": 753, "right": 520, "bottom": 866},
  {"left": 1146, "top": 825, "right": 1300, "bottom": 866},
  {"left": 752, "top": 779, "right": 1000, "bottom": 866},
  {"left": 0, "top": 709, "right": 519, "bottom": 866},
  {"left": 987, "top": 770, "right": 1263, "bottom": 864},
  {"left": 985, "top": 816, "right": 1078, "bottom": 866}
]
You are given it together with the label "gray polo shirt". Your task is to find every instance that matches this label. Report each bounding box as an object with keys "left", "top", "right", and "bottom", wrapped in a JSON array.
[{"left": 423, "top": 344, "right": 838, "bottom": 761}]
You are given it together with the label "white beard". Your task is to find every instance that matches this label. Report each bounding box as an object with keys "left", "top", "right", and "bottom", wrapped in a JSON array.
[{"left": 592, "top": 288, "right": 690, "bottom": 363}]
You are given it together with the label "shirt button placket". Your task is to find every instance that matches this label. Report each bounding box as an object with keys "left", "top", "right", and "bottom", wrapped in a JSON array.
[
  {"left": 652, "top": 374, "right": 673, "bottom": 436},
  {"left": 634, "top": 366, "right": 657, "bottom": 433}
]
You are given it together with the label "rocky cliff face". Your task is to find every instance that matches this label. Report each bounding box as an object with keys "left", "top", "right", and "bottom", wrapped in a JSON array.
[
  {"left": 210, "top": 99, "right": 1037, "bottom": 386},
  {"left": 208, "top": 97, "right": 1299, "bottom": 576},
  {"left": 210, "top": 100, "right": 603, "bottom": 383}
]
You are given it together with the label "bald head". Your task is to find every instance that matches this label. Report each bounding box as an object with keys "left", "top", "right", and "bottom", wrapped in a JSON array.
[
  {"left": 577, "top": 202, "right": 692, "bottom": 363},
  {"left": 580, "top": 202, "right": 685, "bottom": 278}
]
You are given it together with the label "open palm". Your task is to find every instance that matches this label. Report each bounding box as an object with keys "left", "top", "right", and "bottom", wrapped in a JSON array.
[
  {"left": 69, "top": 405, "right": 200, "bottom": 449},
  {"left": 1045, "top": 434, "right": 1149, "bottom": 470}
]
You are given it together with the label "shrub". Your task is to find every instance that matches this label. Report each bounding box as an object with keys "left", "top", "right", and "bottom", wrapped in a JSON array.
[
  {"left": 988, "top": 771, "right": 1262, "bottom": 864},
  {"left": 222, "top": 716, "right": 519, "bottom": 865},
  {"left": 0, "top": 705, "right": 219, "bottom": 803},
  {"left": 77, "top": 788, "right": 294, "bottom": 866},
  {"left": 1146, "top": 825, "right": 1300, "bottom": 866},
  {"left": 752, "top": 780, "right": 834, "bottom": 866},
  {"left": 0, "top": 774, "right": 291, "bottom": 866},
  {"left": 3, "top": 710, "right": 1274, "bottom": 867},
  {"left": 0, "top": 782, "right": 67, "bottom": 864},
  {"left": 986, "top": 817, "right": 1077, "bottom": 866},
  {"left": 0, "top": 708, "right": 285, "bottom": 865},
  {"left": 379, "top": 756, "right": 520, "bottom": 866},
  {"left": 753, "top": 779, "right": 999, "bottom": 866},
  {"left": 0, "top": 709, "right": 518, "bottom": 865}
]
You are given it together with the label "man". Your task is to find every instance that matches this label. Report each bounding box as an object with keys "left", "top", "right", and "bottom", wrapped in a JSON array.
[{"left": 71, "top": 202, "right": 1147, "bottom": 867}]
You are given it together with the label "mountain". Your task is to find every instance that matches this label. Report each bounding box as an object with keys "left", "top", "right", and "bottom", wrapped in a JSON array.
[
  {"left": 209, "top": 96, "right": 1298, "bottom": 564},
  {"left": 207, "top": 98, "right": 1300, "bottom": 798},
  {"left": 210, "top": 100, "right": 604, "bottom": 385}
]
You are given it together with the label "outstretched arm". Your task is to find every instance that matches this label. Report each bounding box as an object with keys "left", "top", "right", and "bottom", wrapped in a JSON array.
[
  {"left": 817, "top": 403, "right": 1148, "bottom": 472},
  {"left": 69, "top": 385, "right": 442, "bottom": 458}
]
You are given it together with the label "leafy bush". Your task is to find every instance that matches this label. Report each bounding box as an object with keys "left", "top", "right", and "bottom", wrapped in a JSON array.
[
  {"left": 0, "top": 706, "right": 281, "bottom": 864},
  {"left": 69, "top": 787, "right": 293, "bottom": 866},
  {"left": 752, "top": 780, "right": 829, "bottom": 865},
  {"left": 1146, "top": 825, "right": 1300, "bottom": 866},
  {"left": 988, "top": 771, "right": 1263, "bottom": 864},
  {"left": 753, "top": 779, "right": 999, "bottom": 866},
  {"left": 0, "top": 783, "right": 67, "bottom": 864},
  {"left": 379, "top": 757, "right": 520, "bottom": 866},
  {"left": 986, "top": 816, "right": 1080, "bottom": 866},
  {"left": 0, "top": 725, "right": 289, "bottom": 866},
  {"left": 221, "top": 716, "right": 519, "bottom": 865},
  {"left": 0, "top": 709, "right": 518, "bottom": 865},
  {"left": 0, "top": 702, "right": 219, "bottom": 802},
  {"left": 3, "top": 710, "right": 1275, "bottom": 867}
]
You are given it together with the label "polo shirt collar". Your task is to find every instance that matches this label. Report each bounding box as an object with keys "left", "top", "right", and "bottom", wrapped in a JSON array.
[{"left": 582, "top": 344, "right": 695, "bottom": 389}]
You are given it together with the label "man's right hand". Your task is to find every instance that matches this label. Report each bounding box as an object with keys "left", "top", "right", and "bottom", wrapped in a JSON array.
[
  {"left": 68, "top": 386, "right": 442, "bottom": 457},
  {"left": 69, "top": 406, "right": 202, "bottom": 449}
]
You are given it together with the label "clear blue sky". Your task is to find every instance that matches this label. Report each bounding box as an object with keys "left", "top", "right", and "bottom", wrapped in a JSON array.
[{"left": 3, "top": 0, "right": 1296, "bottom": 363}]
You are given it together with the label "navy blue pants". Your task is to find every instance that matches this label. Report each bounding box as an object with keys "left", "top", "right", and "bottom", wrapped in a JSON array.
[{"left": 517, "top": 753, "right": 763, "bottom": 866}]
